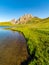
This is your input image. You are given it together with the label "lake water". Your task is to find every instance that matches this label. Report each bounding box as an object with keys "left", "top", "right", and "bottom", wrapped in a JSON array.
[
  {"left": 0, "top": 27, "right": 28, "bottom": 65},
  {"left": 0, "top": 26, "right": 11, "bottom": 28}
]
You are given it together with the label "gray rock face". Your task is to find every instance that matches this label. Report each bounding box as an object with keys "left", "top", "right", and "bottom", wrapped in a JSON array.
[
  {"left": 11, "top": 14, "right": 33, "bottom": 24},
  {"left": 11, "top": 19, "right": 16, "bottom": 24}
]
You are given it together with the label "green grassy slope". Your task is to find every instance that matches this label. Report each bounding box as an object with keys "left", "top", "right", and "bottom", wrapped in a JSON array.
[{"left": 0, "top": 22, "right": 12, "bottom": 26}]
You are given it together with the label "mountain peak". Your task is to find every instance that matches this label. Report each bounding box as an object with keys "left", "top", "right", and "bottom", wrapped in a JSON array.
[
  {"left": 11, "top": 14, "right": 33, "bottom": 24},
  {"left": 17, "top": 14, "right": 33, "bottom": 24}
]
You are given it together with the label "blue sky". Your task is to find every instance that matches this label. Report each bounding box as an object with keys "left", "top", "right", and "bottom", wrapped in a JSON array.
[{"left": 0, "top": 0, "right": 49, "bottom": 22}]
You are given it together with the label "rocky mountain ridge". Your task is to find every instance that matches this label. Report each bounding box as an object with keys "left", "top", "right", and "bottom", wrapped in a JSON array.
[
  {"left": 11, "top": 14, "right": 49, "bottom": 24},
  {"left": 11, "top": 14, "right": 33, "bottom": 24}
]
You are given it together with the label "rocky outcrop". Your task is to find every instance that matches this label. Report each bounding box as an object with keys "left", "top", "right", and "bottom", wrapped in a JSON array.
[
  {"left": 11, "top": 19, "right": 16, "bottom": 24},
  {"left": 11, "top": 14, "right": 33, "bottom": 24}
]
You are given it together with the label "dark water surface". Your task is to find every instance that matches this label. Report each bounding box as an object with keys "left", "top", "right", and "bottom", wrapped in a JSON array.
[{"left": 0, "top": 27, "right": 28, "bottom": 65}]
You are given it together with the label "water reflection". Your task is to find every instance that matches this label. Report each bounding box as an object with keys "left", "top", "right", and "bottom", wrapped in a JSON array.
[{"left": 0, "top": 28, "right": 28, "bottom": 65}]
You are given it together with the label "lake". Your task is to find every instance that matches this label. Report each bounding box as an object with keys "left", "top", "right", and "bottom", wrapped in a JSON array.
[{"left": 0, "top": 27, "right": 28, "bottom": 65}]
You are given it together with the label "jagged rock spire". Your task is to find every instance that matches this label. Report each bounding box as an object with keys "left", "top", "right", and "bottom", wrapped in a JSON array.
[{"left": 11, "top": 14, "right": 33, "bottom": 24}]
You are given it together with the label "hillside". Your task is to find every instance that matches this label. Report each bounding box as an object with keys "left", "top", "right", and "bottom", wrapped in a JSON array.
[
  {"left": 0, "top": 22, "right": 12, "bottom": 26},
  {"left": 12, "top": 16, "right": 49, "bottom": 29},
  {"left": 0, "top": 15, "right": 49, "bottom": 28}
]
